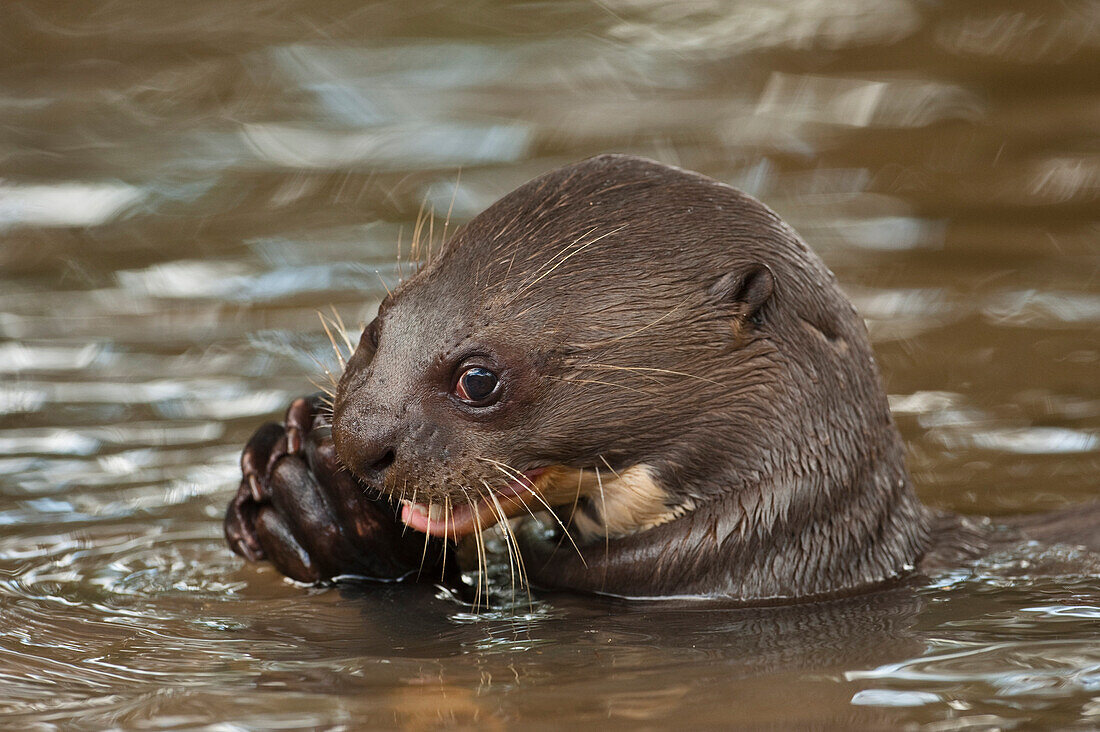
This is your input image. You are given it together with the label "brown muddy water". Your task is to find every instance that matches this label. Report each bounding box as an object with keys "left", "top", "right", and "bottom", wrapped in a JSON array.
[{"left": 2, "top": 1, "right": 1099, "bottom": 729}]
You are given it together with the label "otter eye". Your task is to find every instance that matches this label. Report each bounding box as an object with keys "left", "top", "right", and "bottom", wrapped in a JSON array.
[{"left": 454, "top": 366, "right": 500, "bottom": 405}]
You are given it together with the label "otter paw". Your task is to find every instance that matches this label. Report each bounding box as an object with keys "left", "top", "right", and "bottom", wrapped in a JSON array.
[
  {"left": 224, "top": 394, "right": 450, "bottom": 584},
  {"left": 224, "top": 420, "right": 283, "bottom": 563},
  {"left": 223, "top": 394, "right": 342, "bottom": 581}
]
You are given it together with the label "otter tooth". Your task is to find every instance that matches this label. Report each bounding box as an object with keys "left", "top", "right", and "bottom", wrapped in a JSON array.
[{"left": 428, "top": 504, "right": 445, "bottom": 522}]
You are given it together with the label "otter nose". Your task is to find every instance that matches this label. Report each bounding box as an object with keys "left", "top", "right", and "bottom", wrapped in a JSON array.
[
  {"left": 331, "top": 408, "right": 401, "bottom": 486},
  {"left": 339, "top": 433, "right": 397, "bottom": 486},
  {"left": 360, "top": 445, "right": 396, "bottom": 480}
]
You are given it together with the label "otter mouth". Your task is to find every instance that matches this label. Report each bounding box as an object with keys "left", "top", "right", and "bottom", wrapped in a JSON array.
[{"left": 398, "top": 467, "right": 549, "bottom": 541}]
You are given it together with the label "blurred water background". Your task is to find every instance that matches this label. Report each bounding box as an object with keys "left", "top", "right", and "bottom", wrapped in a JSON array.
[{"left": 2, "top": 1, "right": 1099, "bottom": 728}]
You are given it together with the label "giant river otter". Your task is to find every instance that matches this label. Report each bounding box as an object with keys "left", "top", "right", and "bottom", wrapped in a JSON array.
[{"left": 224, "top": 155, "right": 1099, "bottom": 603}]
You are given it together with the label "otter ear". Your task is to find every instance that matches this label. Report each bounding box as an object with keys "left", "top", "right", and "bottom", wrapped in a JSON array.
[{"left": 708, "top": 264, "right": 774, "bottom": 326}]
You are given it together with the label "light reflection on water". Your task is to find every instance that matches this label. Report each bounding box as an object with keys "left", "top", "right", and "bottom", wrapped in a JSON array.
[{"left": 2, "top": 0, "right": 1098, "bottom": 728}]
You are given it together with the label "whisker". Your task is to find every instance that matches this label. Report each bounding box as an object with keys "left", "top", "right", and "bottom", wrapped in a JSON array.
[
  {"left": 503, "top": 247, "right": 518, "bottom": 289},
  {"left": 328, "top": 305, "right": 355, "bottom": 355},
  {"left": 503, "top": 513, "right": 533, "bottom": 613},
  {"left": 540, "top": 375, "right": 651, "bottom": 396},
  {"left": 400, "top": 486, "right": 418, "bottom": 538},
  {"left": 428, "top": 203, "right": 436, "bottom": 262},
  {"left": 598, "top": 454, "right": 622, "bottom": 480},
  {"left": 510, "top": 224, "right": 626, "bottom": 302},
  {"left": 373, "top": 269, "right": 392, "bottom": 297},
  {"left": 442, "top": 167, "right": 461, "bottom": 243},
  {"left": 395, "top": 223, "right": 404, "bottom": 281},
  {"left": 579, "top": 363, "right": 722, "bottom": 387},
  {"left": 480, "top": 481, "right": 517, "bottom": 605},
  {"left": 300, "top": 337, "right": 341, "bottom": 390},
  {"left": 470, "top": 496, "right": 488, "bottom": 614},
  {"left": 417, "top": 501, "right": 434, "bottom": 581},
  {"left": 306, "top": 376, "right": 335, "bottom": 399},
  {"left": 317, "top": 312, "right": 347, "bottom": 370},
  {"left": 554, "top": 467, "right": 585, "bottom": 555},
  {"left": 483, "top": 480, "right": 534, "bottom": 612},
  {"left": 605, "top": 303, "right": 686, "bottom": 343},
  {"left": 509, "top": 226, "right": 595, "bottom": 295},
  {"left": 440, "top": 494, "right": 450, "bottom": 580},
  {"left": 411, "top": 196, "right": 429, "bottom": 263},
  {"left": 477, "top": 458, "right": 587, "bottom": 567}
]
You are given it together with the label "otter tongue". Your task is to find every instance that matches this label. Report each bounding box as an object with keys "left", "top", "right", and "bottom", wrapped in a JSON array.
[
  {"left": 400, "top": 501, "right": 480, "bottom": 540},
  {"left": 399, "top": 469, "right": 544, "bottom": 540}
]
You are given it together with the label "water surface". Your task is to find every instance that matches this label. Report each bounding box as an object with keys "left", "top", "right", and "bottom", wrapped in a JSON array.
[{"left": 2, "top": 1, "right": 1099, "bottom": 728}]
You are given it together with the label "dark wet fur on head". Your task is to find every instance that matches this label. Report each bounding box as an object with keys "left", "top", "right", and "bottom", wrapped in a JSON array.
[{"left": 328, "top": 154, "right": 936, "bottom": 602}]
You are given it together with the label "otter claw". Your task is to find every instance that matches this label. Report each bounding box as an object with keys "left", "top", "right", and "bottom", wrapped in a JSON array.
[
  {"left": 235, "top": 538, "right": 262, "bottom": 563},
  {"left": 248, "top": 474, "right": 266, "bottom": 502},
  {"left": 286, "top": 397, "right": 313, "bottom": 431},
  {"left": 286, "top": 426, "right": 302, "bottom": 455},
  {"left": 225, "top": 487, "right": 266, "bottom": 562}
]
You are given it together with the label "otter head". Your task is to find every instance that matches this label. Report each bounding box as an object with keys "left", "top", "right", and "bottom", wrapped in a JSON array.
[{"left": 331, "top": 154, "right": 927, "bottom": 597}]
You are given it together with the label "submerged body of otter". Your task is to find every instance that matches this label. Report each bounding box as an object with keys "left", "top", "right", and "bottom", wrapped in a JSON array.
[{"left": 224, "top": 155, "right": 1100, "bottom": 603}]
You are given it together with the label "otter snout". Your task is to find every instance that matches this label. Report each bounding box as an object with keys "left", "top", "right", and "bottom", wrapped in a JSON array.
[{"left": 331, "top": 403, "right": 403, "bottom": 488}]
